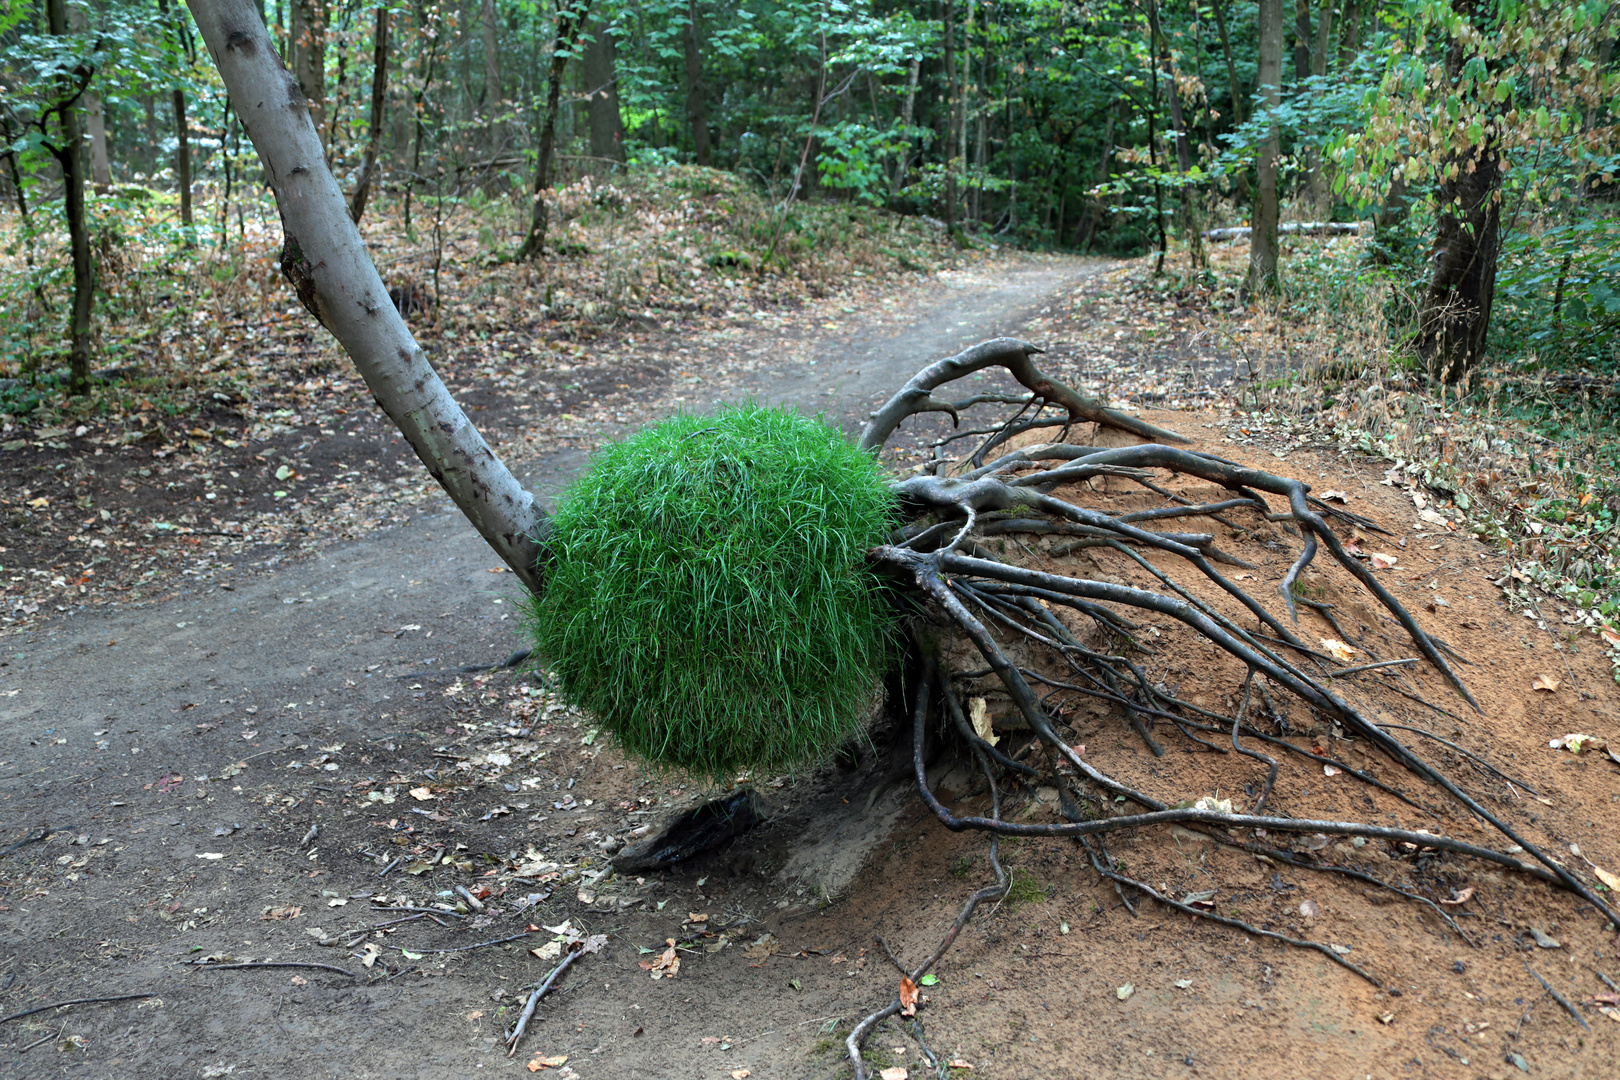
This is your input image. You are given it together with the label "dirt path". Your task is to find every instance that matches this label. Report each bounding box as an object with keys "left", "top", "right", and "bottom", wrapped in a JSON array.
[
  {"left": 0, "top": 255, "right": 1113, "bottom": 1078},
  {"left": 6, "top": 252, "right": 1615, "bottom": 1080}
]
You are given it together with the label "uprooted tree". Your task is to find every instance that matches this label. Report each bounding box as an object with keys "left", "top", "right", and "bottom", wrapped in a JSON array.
[{"left": 188, "top": 2, "right": 1620, "bottom": 1076}]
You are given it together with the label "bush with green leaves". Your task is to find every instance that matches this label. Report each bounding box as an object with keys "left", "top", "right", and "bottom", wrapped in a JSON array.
[{"left": 527, "top": 405, "right": 896, "bottom": 781}]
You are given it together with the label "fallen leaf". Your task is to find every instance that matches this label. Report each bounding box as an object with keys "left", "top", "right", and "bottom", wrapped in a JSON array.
[
  {"left": 1599, "top": 1005, "right": 1620, "bottom": 1024},
  {"left": 1600, "top": 626, "right": 1620, "bottom": 648},
  {"left": 1531, "top": 674, "right": 1560, "bottom": 692},
  {"left": 1370, "top": 552, "right": 1398, "bottom": 570},
  {"left": 195, "top": 852, "right": 226, "bottom": 860},
  {"left": 526, "top": 1055, "right": 568, "bottom": 1071},
  {"left": 969, "top": 697, "right": 998, "bottom": 747},
  {"left": 1116, "top": 983, "right": 1134, "bottom": 1000},
  {"left": 918, "top": 973, "right": 939, "bottom": 986},
  {"left": 1320, "top": 638, "right": 1356, "bottom": 662},
  {"left": 289, "top": 975, "right": 307, "bottom": 986},
  {"left": 361, "top": 943, "right": 381, "bottom": 968},
  {"left": 1173, "top": 979, "right": 1193, "bottom": 989},
  {"left": 731, "top": 1072, "right": 751, "bottom": 1080},
  {"left": 1319, "top": 490, "right": 1349, "bottom": 502},
  {"left": 260, "top": 905, "right": 301, "bottom": 920},
  {"left": 899, "top": 976, "right": 919, "bottom": 1017},
  {"left": 408, "top": 787, "right": 434, "bottom": 801},
  {"left": 948, "top": 1061, "right": 974, "bottom": 1070},
  {"left": 1192, "top": 796, "right": 1233, "bottom": 815},
  {"left": 1592, "top": 992, "right": 1620, "bottom": 1006},
  {"left": 1438, "top": 886, "right": 1476, "bottom": 906},
  {"left": 1379, "top": 1012, "right": 1395, "bottom": 1025},
  {"left": 1550, "top": 733, "right": 1607, "bottom": 754},
  {"left": 878, "top": 1069, "right": 908, "bottom": 1080},
  {"left": 1591, "top": 864, "right": 1620, "bottom": 891},
  {"left": 1323, "top": 764, "right": 1342, "bottom": 777},
  {"left": 686, "top": 912, "right": 708, "bottom": 923},
  {"left": 1299, "top": 900, "right": 1321, "bottom": 918}
]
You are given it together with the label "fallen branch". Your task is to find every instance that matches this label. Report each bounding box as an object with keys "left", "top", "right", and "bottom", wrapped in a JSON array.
[
  {"left": 181, "top": 960, "right": 356, "bottom": 977},
  {"left": 0, "top": 993, "right": 160, "bottom": 1025},
  {"left": 506, "top": 934, "right": 607, "bottom": 1057},
  {"left": 1206, "top": 221, "right": 1362, "bottom": 241}
]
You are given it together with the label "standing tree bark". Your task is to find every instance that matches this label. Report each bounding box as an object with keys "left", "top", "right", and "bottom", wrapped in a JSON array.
[
  {"left": 1246, "top": 0, "right": 1283, "bottom": 301},
  {"left": 159, "top": 0, "right": 195, "bottom": 230},
  {"left": 1416, "top": 11, "right": 1501, "bottom": 384},
  {"left": 45, "top": 0, "right": 95, "bottom": 396},
  {"left": 516, "top": 0, "right": 595, "bottom": 261},
  {"left": 480, "top": 0, "right": 502, "bottom": 106},
  {"left": 581, "top": 17, "right": 624, "bottom": 166},
  {"left": 182, "top": 0, "right": 547, "bottom": 591},
  {"left": 1292, "top": 0, "right": 1312, "bottom": 80},
  {"left": 682, "top": 0, "right": 711, "bottom": 166},
  {"left": 290, "top": 0, "right": 327, "bottom": 151},
  {"left": 67, "top": 4, "right": 111, "bottom": 192},
  {"left": 943, "top": 0, "right": 958, "bottom": 230},
  {"left": 349, "top": 1, "right": 389, "bottom": 222}
]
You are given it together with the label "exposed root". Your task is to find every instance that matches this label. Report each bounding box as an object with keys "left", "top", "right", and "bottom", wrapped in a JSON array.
[{"left": 845, "top": 339, "right": 1620, "bottom": 1063}]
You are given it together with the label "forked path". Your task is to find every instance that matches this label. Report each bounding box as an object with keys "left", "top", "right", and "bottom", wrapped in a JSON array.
[{"left": 0, "top": 256, "right": 1111, "bottom": 1077}]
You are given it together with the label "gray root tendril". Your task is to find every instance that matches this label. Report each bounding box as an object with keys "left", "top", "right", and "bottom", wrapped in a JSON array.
[{"left": 842, "top": 339, "right": 1619, "bottom": 1080}]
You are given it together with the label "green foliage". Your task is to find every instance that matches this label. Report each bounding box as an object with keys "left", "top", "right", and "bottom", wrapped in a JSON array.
[{"left": 528, "top": 404, "right": 896, "bottom": 781}]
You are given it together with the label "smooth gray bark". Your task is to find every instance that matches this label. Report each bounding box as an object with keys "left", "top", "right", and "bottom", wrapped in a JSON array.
[{"left": 184, "top": 0, "right": 548, "bottom": 593}]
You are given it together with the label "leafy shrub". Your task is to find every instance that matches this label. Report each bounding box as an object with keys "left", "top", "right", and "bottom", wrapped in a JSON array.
[{"left": 528, "top": 404, "right": 896, "bottom": 780}]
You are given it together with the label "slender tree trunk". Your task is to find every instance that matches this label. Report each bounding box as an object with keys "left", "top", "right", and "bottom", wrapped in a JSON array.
[
  {"left": 183, "top": 0, "right": 547, "bottom": 592},
  {"left": 1312, "top": 0, "right": 1334, "bottom": 76},
  {"left": 943, "top": 0, "right": 957, "bottom": 229},
  {"left": 582, "top": 18, "right": 625, "bottom": 166},
  {"left": 517, "top": 0, "right": 595, "bottom": 261},
  {"left": 1210, "top": 0, "right": 1244, "bottom": 126},
  {"left": 67, "top": 6, "right": 112, "bottom": 192},
  {"left": 1247, "top": 0, "right": 1283, "bottom": 301},
  {"left": 682, "top": 0, "right": 711, "bottom": 166},
  {"left": 173, "top": 88, "right": 194, "bottom": 229},
  {"left": 290, "top": 0, "right": 328, "bottom": 151},
  {"left": 46, "top": 0, "right": 94, "bottom": 396},
  {"left": 1292, "top": 0, "right": 1311, "bottom": 81},
  {"left": 1417, "top": 18, "right": 1501, "bottom": 385},
  {"left": 480, "top": 0, "right": 501, "bottom": 106},
  {"left": 350, "top": 1, "right": 389, "bottom": 222},
  {"left": 1338, "top": 0, "right": 1362, "bottom": 69},
  {"left": 889, "top": 58, "right": 920, "bottom": 203}
]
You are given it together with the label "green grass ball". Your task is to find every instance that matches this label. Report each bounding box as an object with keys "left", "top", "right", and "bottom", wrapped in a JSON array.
[{"left": 527, "top": 404, "right": 896, "bottom": 781}]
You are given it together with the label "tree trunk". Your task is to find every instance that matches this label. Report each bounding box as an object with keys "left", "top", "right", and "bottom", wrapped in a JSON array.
[
  {"left": 1416, "top": 26, "right": 1501, "bottom": 385},
  {"left": 889, "top": 58, "right": 920, "bottom": 203},
  {"left": 1210, "top": 0, "right": 1244, "bottom": 126},
  {"left": 943, "top": 0, "right": 957, "bottom": 229},
  {"left": 46, "top": 0, "right": 94, "bottom": 396},
  {"left": 480, "top": 0, "right": 501, "bottom": 106},
  {"left": 67, "top": 4, "right": 111, "bottom": 192},
  {"left": 1338, "top": 0, "right": 1362, "bottom": 69},
  {"left": 173, "top": 88, "right": 194, "bottom": 228},
  {"left": 349, "top": 1, "right": 389, "bottom": 223},
  {"left": 1247, "top": 0, "right": 1283, "bottom": 301},
  {"left": 1292, "top": 0, "right": 1311, "bottom": 81},
  {"left": 517, "top": 0, "right": 595, "bottom": 262},
  {"left": 183, "top": 0, "right": 548, "bottom": 593},
  {"left": 682, "top": 0, "right": 711, "bottom": 166},
  {"left": 582, "top": 18, "right": 624, "bottom": 166},
  {"left": 1303, "top": 0, "right": 1334, "bottom": 205},
  {"left": 290, "top": 0, "right": 327, "bottom": 151}
]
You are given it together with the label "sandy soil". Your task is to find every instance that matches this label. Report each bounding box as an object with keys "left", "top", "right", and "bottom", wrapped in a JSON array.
[{"left": 2, "top": 254, "right": 1618, "bottom": 1080}]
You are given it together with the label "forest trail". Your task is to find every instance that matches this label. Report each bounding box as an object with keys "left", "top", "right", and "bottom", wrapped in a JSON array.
[
  {"left": 6, "top": 252, "right": 1613, "bottom": 1080},
  {"left": 0, "top": 255, "right": 1120, "bottom": 1077}
]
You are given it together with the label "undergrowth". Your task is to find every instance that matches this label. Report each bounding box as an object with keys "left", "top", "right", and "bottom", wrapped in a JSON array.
[
  {"left": 527, "top": 404, "right": 897, "bottom": 780},
  {"left": 1174, "top": 231, "right": 1620, "bottom": 679}
]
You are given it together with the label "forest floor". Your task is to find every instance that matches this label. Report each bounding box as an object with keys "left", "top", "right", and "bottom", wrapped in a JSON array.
[{"left": 1, "top": 245, "right": 1619, "bottom": 1080}]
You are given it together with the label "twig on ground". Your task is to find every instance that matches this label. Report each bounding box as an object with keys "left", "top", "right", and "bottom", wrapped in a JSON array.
[
  {"left": 0, "top": 993, "right": 160, "bottom": 1025},
  {"left": 506, "top": 935, "right": 607, "bottom": 1057},
  {"left": 1524, "top": 962, "right": 1590, "bottom": 1030},
  {"left": 181, "top": 960, "right": 356, "bottom": 977},
  {"left": 0, "top": 827, "right": 74, "bottom": 858}
]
